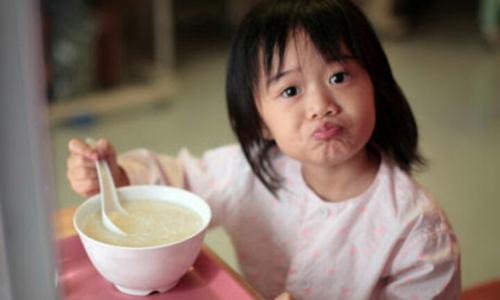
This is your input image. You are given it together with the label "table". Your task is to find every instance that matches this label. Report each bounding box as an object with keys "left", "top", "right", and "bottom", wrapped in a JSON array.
[{"left": 53, "top": 207, "right": 263, "bottom": 299}]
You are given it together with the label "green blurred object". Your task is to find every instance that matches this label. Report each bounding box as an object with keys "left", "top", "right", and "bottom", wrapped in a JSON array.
[{"left": 479, "top": 0, "right": 500, "bottom": 46}]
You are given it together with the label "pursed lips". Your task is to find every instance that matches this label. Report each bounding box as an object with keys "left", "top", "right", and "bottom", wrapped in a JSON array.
[{"left": 312, "top": 122, "right": 342, "bottom": 141}]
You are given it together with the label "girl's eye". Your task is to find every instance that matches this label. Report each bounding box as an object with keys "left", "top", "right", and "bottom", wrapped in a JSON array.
[
  {"left": 329, "top": 72, "right": 349, "bottom": 85},
  {"left": 281, "top": 86, "right": 301, "bottom": 98}
]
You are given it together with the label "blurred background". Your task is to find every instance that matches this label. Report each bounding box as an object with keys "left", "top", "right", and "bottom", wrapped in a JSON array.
[{"left": 41, "top": 0, "right": 499, "bottom": 292}]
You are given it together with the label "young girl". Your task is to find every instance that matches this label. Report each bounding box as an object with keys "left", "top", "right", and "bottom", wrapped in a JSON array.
[{"left": 66, "top": 0, "right": 461, "bottom": 299}]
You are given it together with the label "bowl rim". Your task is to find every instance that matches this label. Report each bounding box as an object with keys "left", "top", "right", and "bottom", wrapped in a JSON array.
[{"left": 73, "top": 185, "right": 212, "bottom": 250}]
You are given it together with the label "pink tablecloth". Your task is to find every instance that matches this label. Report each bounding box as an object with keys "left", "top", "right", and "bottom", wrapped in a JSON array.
[{"left": 57, "top": 235, "right": 259, "bottom": 299}]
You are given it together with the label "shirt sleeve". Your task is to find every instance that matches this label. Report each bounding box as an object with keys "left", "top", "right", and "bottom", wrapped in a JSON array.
[
  {"left": 117, "top": 148, "right": 185, "bottom": 187},
  {"left": 117, "top": 144, "right": 250, "bottom": 227},
  {"left": 379, "top": 212, "right": 461, "bottom": 300}
]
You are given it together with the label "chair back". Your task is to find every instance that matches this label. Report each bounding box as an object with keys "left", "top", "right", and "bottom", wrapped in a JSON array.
[{"left": 462, "top": 278, "right": 500, "bottom": 300}]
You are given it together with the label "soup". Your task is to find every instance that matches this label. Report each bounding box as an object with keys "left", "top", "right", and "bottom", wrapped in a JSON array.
[{"left": 81, "top": 199, "right": 203, "bottom": 247}]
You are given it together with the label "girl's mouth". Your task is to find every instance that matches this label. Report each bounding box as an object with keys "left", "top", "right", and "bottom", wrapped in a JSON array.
[{"left": 312, "top": 123, "right": 342, "bottom": 141}]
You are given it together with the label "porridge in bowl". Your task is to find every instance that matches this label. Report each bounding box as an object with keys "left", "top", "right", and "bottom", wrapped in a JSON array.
[
  {"left": 81, "top": 200, "right": 203, "bottom": 247},
  {"left": 73, "top": 185, "right": 211, "bottom": 295}
]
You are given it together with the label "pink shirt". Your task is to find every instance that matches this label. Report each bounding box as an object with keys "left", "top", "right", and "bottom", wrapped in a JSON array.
[{"left": 119, "top": 144, "right": 461, "bottom": 299}]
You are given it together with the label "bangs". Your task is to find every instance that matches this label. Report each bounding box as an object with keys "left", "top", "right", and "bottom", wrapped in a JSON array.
[{"left": 257, "top": 0, "right": 362, "bottom": 78}]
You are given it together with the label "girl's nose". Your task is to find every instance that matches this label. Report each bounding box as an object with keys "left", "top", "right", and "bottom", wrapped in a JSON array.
[{"left": 307, "top": 89, "right": 340, "bottom": 120}]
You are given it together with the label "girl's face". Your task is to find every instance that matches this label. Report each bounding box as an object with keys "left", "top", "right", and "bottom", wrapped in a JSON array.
[{"left": 255, "top": 32, "right": 376, "bottom": 171}]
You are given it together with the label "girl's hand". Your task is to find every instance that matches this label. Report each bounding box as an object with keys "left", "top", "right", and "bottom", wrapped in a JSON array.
[
  {"left": 66, "top": 138, "right": 129, "bottom": 197},
  {"left": 274, "top": 292, "right": 293, "bottom": 300}
]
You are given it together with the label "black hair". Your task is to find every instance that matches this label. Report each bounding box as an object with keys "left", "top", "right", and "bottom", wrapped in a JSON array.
[{"left": 226, "top": 0, "right": 425, "bottom": 194}]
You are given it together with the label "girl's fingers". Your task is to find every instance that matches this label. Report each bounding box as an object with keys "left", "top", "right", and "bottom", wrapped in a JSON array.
[
  {"left": 70, "top": 179, "right": 99, "bottom": 197},
  {"left": 67, "top": 137, "right": 121, "bottom": 197},
  {"left": 67, "top": 166, "right": 98, "bottom": 181},
  {"left": 274, "top": 292, "right": 293, "bottom": 300},
  {"left": 67, "top": 153, "right": 96, "bottom": 169},
  {"left": 95, "top": 138, "right": 117, "bottom": 161},
  {"left": 96, "top": 138, "right": 121, "bottom": 173},
  {"left": 68, "top": 138, "right": 98, "bottom": 160}
]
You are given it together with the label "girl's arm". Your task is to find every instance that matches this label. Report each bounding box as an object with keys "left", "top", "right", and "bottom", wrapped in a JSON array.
[
  {"left": 379, "top": 215, "right": 461, "bottom": 299},
  {"left": 117, "top": 144, "right": 249, "bottom": 227},
  {"left": 118, "top": 148, "right": 185, "bottom": 188}
]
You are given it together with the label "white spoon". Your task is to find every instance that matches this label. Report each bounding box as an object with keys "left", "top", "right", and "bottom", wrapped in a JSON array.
[{"left": 86, "top": 138, "right": 128, "bottom": 236}]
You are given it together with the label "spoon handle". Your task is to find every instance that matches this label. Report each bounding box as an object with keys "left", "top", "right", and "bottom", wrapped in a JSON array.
[
  {"left": 86, "top": 138, "right": 128, "bottom": 236},
  {"left": 95, "top": 159, "right": 127, "bottom": 214}
]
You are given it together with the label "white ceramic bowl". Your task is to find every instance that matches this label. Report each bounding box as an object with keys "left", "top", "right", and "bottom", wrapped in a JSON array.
[{"left": 73, "top": 185, "right": 211, "bottom": 296}]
